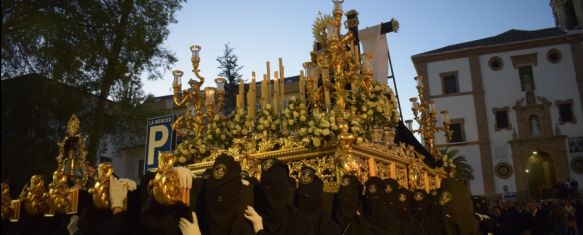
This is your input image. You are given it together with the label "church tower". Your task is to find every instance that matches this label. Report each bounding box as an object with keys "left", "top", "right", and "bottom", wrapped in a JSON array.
[{"left": 550, "top": 0, "right": 583, "bottom": 30}]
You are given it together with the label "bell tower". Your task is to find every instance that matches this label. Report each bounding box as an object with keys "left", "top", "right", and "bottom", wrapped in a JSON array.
[{"left": 550, "top": 0, "right": 583, "bottom": 30}]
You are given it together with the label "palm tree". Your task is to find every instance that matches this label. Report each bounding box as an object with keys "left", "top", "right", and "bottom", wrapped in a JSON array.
[{"left": 439, "top": 147, "right": 474, "bottom": 180}]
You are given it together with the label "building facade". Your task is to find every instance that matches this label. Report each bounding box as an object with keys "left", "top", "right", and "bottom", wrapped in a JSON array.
[{"left": 411, "top": 1, "right": 583, "bottom": 198}]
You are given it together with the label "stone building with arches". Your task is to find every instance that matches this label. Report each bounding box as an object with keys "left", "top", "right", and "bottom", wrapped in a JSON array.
[{"left": 411, "top": 0, "right": 583, "bottom": 199}]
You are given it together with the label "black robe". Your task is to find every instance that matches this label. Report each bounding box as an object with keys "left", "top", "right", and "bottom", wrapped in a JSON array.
[
  {"left": 291, "top": 166, "right": 339, "bottom": 235},
  {"left": 202, "top": 154, "right": 254, "bottom": 235},
  {"left": 333, "top": 174, "right": 384, "bottom": 235},
  {"left": 255, "top": 159, "right": 298, "bottom": 235}
]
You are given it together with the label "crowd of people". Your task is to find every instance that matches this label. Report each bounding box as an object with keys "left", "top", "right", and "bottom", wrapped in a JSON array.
[
  {"left": 474, "top": 197, "right": 583, "bottom": 235},
  {"left": 2, "top": 154, "right": 582, "bottom": 235}
]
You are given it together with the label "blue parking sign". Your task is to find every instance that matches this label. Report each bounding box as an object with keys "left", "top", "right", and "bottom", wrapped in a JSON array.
[{"left": 145, "top": 115, "right": 176, "bottom": 171}]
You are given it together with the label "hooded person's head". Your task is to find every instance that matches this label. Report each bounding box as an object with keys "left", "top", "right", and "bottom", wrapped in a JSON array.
[
  {"left": 394, "top": 188, "right": 412, "bottom": 220},
  {"left": 472, "top": 196, "right": 488, "bottom": 215},
  {"left": 363, "top": 177, "right": 386, "bottom": 217},
  {"left": 439, "top": 178, "right": 479, "bottom": 235},
  {"left": 257, "top": 158, "right": 289, "bottom": 217},
  {"left": 296, "top": 166, "right": 323, "bottom": 213},
  {"left": 382, "top": 178, "right": 399, "bottom": 210},
  {"left": 333, "top": 174, "right": 363, "bottom": 228},
  {"left": 205, "top": 153, "right": 242, "bottom": 212},
  {"left": 411, "top": 189, "right": 429, "bottom": 219}
]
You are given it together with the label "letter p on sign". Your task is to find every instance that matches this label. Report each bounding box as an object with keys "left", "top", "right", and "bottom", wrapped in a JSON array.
[{"left": 145, "top": 115, "right": 176, "bottom": 171}]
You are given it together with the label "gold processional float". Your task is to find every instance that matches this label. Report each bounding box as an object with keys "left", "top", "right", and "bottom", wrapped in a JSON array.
[{"left": 1, "top": 0, "right": 457, "bottom": 221}]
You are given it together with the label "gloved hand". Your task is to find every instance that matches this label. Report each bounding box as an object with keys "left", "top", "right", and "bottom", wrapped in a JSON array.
[
  {"left": 173, "top": 166, "right": 194, "bottom": 189},
  {"left": 244, "top": 206, "right": 264, "bottom": 234},
  {"left": 109, "top": 176, "right": 128, "bottom": 210},
  {"left": 178, "top": 212, "right": 201, "bottom": 235},
  {"left": 118, "top": 178, "right": 137, "bottom": 191},
  {"left": 67, "top": 215, "right": 79, "bottom": 235}
]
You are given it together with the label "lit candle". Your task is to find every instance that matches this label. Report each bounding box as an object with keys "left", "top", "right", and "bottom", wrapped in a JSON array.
[
  {"left": 299, "top": 70, "right": 305, "bottom": 101},
  {"left": 274, "top": 72, "right": 279, "bottom": 113},
  {"left": 262, "top": 74, "right": 268, "bottom": 108},
  {"left": 415, "top": 76, "right": 422, "bottom": 87},
  {"left": 430, "top": 100, "right": 436, "bottom": 112},
  {"left": 205, "top": 87, "right": 215, "bottom": 105},
  {"left": 238, "top": 78, "right": 244, "bottom": 109},
  {"left": 279, "top": 58, "right": 285, "bottom": 110},
  {"left": 441, "top": 110, "right": 450, "bottom": 123},
  {"left": 172, "top": 70, "right": 183, "bottom": 89},
  {"left": 250, "top": 72, "right": 256, "bottom": 119}
]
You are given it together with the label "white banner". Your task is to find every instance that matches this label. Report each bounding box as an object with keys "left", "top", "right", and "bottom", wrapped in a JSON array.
[{"left": 359, "top": 24, "right": 389, "bottom": 85}]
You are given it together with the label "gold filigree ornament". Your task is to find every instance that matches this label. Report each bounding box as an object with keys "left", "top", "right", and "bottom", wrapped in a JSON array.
[
  {"left": 23, "top": 175, "right": 48, "bottom": 216},
  {"left": 262, "top": 159, "right": 274, "bottom": 171},
  {"left": 57, "top": 114, "right": 91, "bottom": 189},
  {"left": 399, "top": 193, "right": 407, "bottom": 202},
  {"left": 213, "top": 164, "right": 228, "bottom": 180},
  {"left": 89, "top": 163, "right": 112, "bottom": 210},
  {"left": 414, "top": 192, "right": 424, "bottom": 202},
  {"left": 368, "top": 184, "right": 377, "bottom": 194},
  {"left": 439, "top": 191, "right": 452, "bottom": 206},
  {"left": 149, "top": 152, "right": 181, "bottom": 206},
  {"left": 385, "top": 184, "right": 393, "bottom": 193},
  {"left": 341, "top": 177, "right": 351, "bottom": 186},
  {"left": 299, "top": 169, "right": 314, "bottom": 185},
  {"left": 1, "top": 183, "right": 12, "bottom": 220},
  {"left": 46, "top": 171, "right": 71, "bottom": 215}
]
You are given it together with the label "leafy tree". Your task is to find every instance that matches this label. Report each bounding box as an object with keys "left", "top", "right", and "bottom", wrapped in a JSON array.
[
  {"left": 1, "top": 0, "right": 186, "bottom": 163},
  {"left": 439, "top": 147, "right": 474, "bottom": 180},
  {"left": 216, "top": 43, "right": 243, "bottom": 114}
]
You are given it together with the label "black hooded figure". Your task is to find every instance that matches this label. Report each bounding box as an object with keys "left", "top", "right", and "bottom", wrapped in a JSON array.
[
  {"left": 382, "top": 178, "right": 400, "bottom": 214},
  {"left": 363, "top": 177, "right": 400, "bottom": 234},
  {"left": 139, "top": 169, "right": 191, "bottom": 235},
  {"left": 422, "top": 189, "right": 445, "bottom": 235},
  {"left": 394, "top": 188, "right": 413, "bottom": 234},
  {"left": 255, "top": 158, "right": 297, "bottom": 235},
  {"left": 332, "top": 174, "right": 385, "bottom": 235},
  {"left": 471, "top": 196, "right": 496, "bottom": 235},
  {"left": 410, "top": 189, "right": 431, "bottom": 235},
  {"left": 293, "top": 166, "right": 340, "bottom": 235},
  {"left": 203, "top": 153, "right": 254, "bottom": 235},
  {"left": 438, "top": 178, "right": 479, "bottom": 235}
]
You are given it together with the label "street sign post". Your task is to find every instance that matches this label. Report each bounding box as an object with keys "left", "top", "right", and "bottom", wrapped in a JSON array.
[{"left": 145, "top": 115, "right": 176, "bottom": 171}]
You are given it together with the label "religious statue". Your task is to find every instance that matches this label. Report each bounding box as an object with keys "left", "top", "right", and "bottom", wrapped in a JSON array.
[
  {"left": 57, "top": 115, "right": 90, "bottom": 188},
  {"left": 337, "top": 120, "right": 363, "bottom": 178}
]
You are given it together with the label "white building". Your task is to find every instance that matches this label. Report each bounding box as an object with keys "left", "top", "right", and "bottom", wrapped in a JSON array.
[{"left": 411, "top": 0, "right": 583, "bottom": 198}]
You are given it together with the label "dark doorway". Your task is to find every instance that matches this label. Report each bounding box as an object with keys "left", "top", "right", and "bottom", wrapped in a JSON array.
[{"left": 525, "top": 151, "right": 556, "bottom": 199}]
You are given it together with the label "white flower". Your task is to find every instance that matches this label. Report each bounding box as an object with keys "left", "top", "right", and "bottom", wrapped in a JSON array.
[
  {"left": 321, "top": 129, "right": 330, "bottom": 136},
  {"left": 200, "top": 146, "right": 207, "bottom": 154},
  {"left": 293, "top": 111, "right": 299, "bottom": 118},
  {"left": 288, "top": 120, "right": 295, "bottom": 126},
  {"left": 302, "top": 137, "right": 310, "bottom": 144},
  {"left": 179, "top": 156, "right": 187, "bottom": 163},
  {"left": 290, "top": 96, "right": 297, "bottom": 102},
  {"left": 289, "top": 103, "right": 295, "bottom": 110},
  {"left": 242, "top": 129, "right": 248, "bottom": 135},
  {"left": 356, "top": 137, "right": 363, "bottom": 144},
  {"left": 313, "top": 138, "right": 321, "bottom": 147},
  {"left": 300, "top": 116, "right": 307, "bottom": 122}
]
